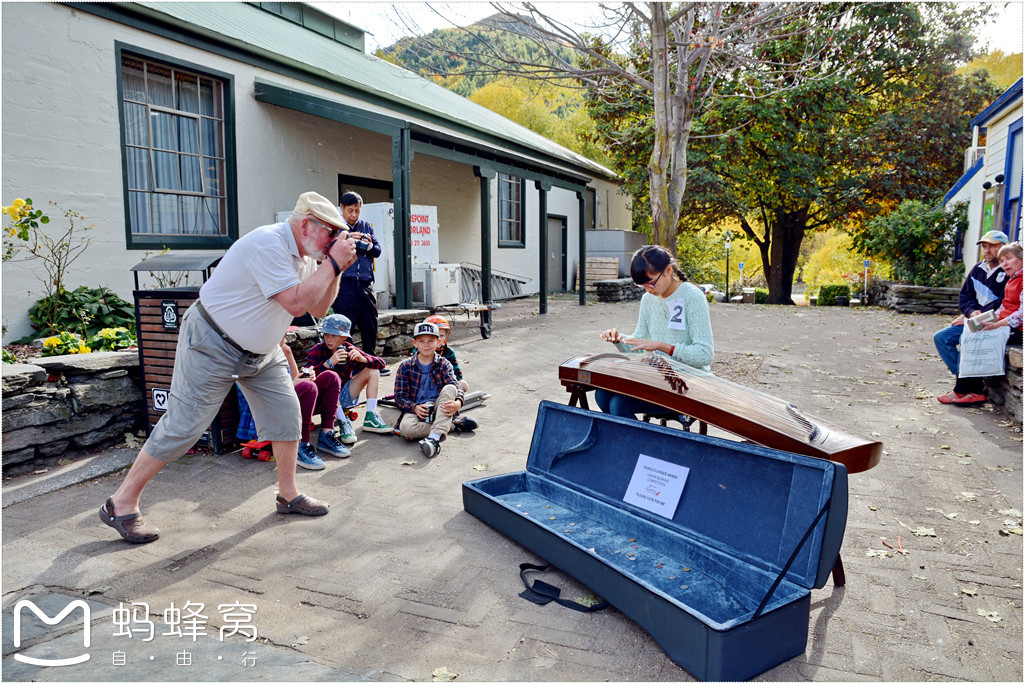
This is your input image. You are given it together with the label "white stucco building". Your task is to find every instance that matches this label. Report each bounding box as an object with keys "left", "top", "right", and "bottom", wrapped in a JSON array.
[
  {"left": 944, "top": 78, "right": 1022, "bottom": 269},
  {"left": 1, "top": 2, "right": 630, "bottom": 342}
]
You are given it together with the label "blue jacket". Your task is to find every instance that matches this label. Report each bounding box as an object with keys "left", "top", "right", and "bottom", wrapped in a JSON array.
[{"left": 343, "top": 218, "right": 381, "bottom": 284}]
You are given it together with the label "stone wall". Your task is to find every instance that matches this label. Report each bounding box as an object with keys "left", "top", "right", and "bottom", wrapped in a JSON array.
[
  {"left": 873, "top": 282, "right": 960, "bottom": 315},
  {"left": 2, "top": 351, "right": 145, "bottom": 473},
  {"left": 1, "top": 309, "right": 432, "bottom": 473},
  {"left": 595, "top": 278, "right": 643, "bottom": 303}
]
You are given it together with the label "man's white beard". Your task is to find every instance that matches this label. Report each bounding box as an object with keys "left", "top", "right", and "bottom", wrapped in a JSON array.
[{"left": 302, "top": 234, "right": 325, "bottom": 261}]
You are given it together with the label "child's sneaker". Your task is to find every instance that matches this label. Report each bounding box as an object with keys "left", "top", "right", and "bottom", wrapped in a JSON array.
[
  {"left": 336, "top": 416, "right": 357, "bottom": 444},
  {"left": 452, "top": 415, "right": 478, "bottom": 433},
  {"left": 297, "top": 442, "right": 326, "bottom": 470},
  {"left": 362, "top": 411, "right": 394, "bottom": 434},
  {"left": 419, "top": 437, "right": 440, "bottom": 458},
  {"left": 316, "top": 430, "right": 351, "bottom": 458}
]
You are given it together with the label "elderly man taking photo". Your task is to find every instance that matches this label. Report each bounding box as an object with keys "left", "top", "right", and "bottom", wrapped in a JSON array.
[{"left": 99, "top": 192, "right": 357, "bottom": 544}]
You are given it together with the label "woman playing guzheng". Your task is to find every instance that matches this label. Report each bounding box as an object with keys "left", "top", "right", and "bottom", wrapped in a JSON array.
[{"left": 596, "top": 245, "right": 714, "bottom": 418}]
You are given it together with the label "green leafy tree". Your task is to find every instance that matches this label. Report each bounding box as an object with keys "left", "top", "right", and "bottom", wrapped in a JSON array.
[
  {"left": 384, "top": 3, "right": 843, "bottom": 250},
  {"left": 852, "top": 200, "right": 965, "bottom": 287},
  {"left": 676, "top": 3, "right": 997, "bottom": 303}
]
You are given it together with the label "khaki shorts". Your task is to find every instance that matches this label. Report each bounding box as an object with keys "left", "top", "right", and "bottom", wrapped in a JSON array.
[{"left": 143, "top": 305, "right": 300, "bottom": 461}]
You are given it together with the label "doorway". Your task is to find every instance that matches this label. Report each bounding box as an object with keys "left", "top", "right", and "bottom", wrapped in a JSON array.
[{"left": 547, "top": 215, "right": 567, "bottom": 292}]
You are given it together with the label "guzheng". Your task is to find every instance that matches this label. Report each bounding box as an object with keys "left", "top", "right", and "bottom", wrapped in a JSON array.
[{"left": 559, "top": 353, "right": 882, "bottom": 474}]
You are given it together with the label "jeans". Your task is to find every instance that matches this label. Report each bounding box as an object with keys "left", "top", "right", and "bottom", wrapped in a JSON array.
[
  {"left": 933, "top": 324, "right": 962, "bottom": 377},
  {"left": 294, "top": 372, "right": 341, "bottom": 443},
  {"left": 594, "top": 388, "right": 668, "bottom": 420}
]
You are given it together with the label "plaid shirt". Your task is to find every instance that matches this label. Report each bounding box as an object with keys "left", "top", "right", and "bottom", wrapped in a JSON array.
[
  {"left": 304, "top": 340, "right": 385, "bottom": 382},
  {"left": 394, "top": 353, "right": 464, "bottom": 413}
]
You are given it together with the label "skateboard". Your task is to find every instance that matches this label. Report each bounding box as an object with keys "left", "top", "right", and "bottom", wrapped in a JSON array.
[
  {"left": 378, "top": 390, "right": 489, "bottom": 412},
  {"left": 240, "top": 440, "right": 274, "bottom": 461}
]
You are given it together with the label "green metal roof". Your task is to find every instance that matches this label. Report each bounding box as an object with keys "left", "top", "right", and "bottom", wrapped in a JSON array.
[{"left": 127, "top": 2, "right": 616, "bottom": 182}]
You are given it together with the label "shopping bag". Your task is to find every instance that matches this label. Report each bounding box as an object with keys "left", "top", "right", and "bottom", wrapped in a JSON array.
[{"left": 958, "top": 325, "right": 1011, "bottom": 378}]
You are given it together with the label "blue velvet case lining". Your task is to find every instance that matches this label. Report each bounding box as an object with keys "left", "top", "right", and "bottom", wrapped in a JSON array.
[{"left": 464, "top": 402, "right": 848, "bottom": 631}]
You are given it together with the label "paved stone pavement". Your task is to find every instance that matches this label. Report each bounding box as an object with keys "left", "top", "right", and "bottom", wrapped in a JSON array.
[{"left": 3, "top": 296, "right": 1022, "bottom": 681}]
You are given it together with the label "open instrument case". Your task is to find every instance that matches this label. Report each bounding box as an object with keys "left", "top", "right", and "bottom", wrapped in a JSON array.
[{"left": 463, "top": 401, "right": 847, "bottom": 680}]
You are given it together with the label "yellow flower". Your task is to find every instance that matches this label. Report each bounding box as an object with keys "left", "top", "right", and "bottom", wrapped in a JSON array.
[
  {"left": 43, "top": 336, "right": 60, "bottom": 347},
  {"left": 5, "top": 206, "right": 19, "bottom": 221},
  {"left": 78, "top": 344, "right": 91, "bottom": 354},
  {"left": 12, "top": 199, "right": 26, "bottom": 209}
]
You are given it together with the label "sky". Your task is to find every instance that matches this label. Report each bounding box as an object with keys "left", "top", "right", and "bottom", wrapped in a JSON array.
[{"left": 314, "top": 1, "right": 1024, "bottom": 55}]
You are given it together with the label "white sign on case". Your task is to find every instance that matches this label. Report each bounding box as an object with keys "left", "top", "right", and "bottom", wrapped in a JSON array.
[{"left": 624, "top": 454, "right": 690, "bottom": 520}]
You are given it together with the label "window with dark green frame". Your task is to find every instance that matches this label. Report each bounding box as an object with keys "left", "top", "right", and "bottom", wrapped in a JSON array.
[
  {"left": 498, "top": 173, "right": 525, "bottom": 247},
  {"left": 120, "top": 53, "right": 231, "bottom": 246}
]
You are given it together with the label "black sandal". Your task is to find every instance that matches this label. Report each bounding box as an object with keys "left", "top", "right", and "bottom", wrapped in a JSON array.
[
  {"left": 275, "top": 494, "right": 330, "bottom": 516},
  {"left": 99, "top": 498, "right": 159, "bottom": 543}
]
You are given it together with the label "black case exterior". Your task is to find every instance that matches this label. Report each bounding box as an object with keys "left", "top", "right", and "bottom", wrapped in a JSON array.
[{"left": 463, "top": 402, "right": 847, "bottom": 680}]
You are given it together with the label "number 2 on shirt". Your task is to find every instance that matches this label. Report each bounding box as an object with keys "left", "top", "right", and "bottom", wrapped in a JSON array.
[{"left": 667, "top": 297, "right": 686, "bottom": 330}]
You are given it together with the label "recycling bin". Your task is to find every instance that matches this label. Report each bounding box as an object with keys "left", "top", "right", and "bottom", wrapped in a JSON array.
[{"left": 131, "top": 253, "right": 238, "bottom": 453}]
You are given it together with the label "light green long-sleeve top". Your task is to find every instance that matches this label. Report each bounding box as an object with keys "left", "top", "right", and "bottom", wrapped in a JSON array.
[{"left": 614, "top": 282, "right": 714, "bottom": 372}]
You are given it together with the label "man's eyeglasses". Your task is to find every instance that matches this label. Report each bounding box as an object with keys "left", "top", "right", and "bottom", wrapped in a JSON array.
[
  {"left": 307, "top": 216, "right": 341, "bottom": 240},
  {"left": 638, "top": 270, "right": 664, "bottom": 289}
]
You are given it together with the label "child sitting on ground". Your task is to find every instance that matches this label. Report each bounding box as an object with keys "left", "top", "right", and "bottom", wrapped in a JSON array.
[
  {"left": 394, "top": 321, "right": 466, "bottom": 457},
  {"left": 423, "top": 315, "right": 477, "bottom": 432},
  {"left": 236, "top": 339, "right": 349, "bottom": 471},
  {"left": 304, "top": 314, "right": 393, "bottom": 444}
]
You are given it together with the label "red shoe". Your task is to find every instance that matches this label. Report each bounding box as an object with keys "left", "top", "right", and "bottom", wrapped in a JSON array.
[
  {"left": 937, "top": 390, "right": 962, "bottom": 404},
  {"left": 951, "top": 392, "right": 987, "bottom": 405}
]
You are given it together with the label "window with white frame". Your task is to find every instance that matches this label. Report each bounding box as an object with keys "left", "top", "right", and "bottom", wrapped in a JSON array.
[
  {"left": 120, "top": 52, "right": 232, "bottom": 246},
  {"left": 498, "top": 173, "right": 525, "bottom": 247}
]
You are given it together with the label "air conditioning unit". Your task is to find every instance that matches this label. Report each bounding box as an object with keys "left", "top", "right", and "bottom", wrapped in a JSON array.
[
  {"left": 412, "top": 263, "right": 462, "bottom": 308},
  {"left": 964, "top": 146, "right": 985, "bottom": 173}
]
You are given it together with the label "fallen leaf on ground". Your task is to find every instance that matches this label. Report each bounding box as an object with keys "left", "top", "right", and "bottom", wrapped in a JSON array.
[
  {"left": 956, "top": 492, "right": 978, "bottom": 502},
  {"left": 999, "top": 528, "right": 1023, "bottom": 536},
  {"left": 912, "top": 527, "right": 937, "bottom": 537},
  {"left": 998, "top": 508, "right": 1022, "bottom": 518},
  {"left": 472, "top": 464, "right": 489, "bottom": 471},
  {"left": 433, "top": 666, "right": 458, "bottom": 681},
  {"left": 866, "top": 548, "right": 891, "bottom": 558},
  {"left": 977, "top": 609, "right": 1001, "bottom": 622},
  {"left": 574, "top": 595, "right": 602, "bottom": 607},
  {"left": 961, "top": 587, "right": 978, "bottom": 596},
  {"left": 291, "top": 636, "right": 309, "bottom": 647}
]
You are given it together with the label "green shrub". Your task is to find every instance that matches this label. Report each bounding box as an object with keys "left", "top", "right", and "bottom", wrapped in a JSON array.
[
  {"left": 41, "top": 331, "right": 90, "bottom": 356},
  {"left": 851, "top": 200, "right": 965, "bottom": 287},
  {"left": 754, "top": 288, "right": 769, "bottom": 304},
  {"left": 87, "top": 327, "right": 137, "bottom": 352},
  {"left": 818, "top": 284, "right": 851, "bottom": 306},
  {"left": 2, "top": 348, "right": 18, "bottom": 364},
  {"left": 21, "top": 286, "right": 135, "bottom": 342}
]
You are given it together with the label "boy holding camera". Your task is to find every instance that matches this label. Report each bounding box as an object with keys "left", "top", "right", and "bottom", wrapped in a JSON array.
[
  {"left": 393, "top": 321, "right": 465, "bottom": 458},
  {"left": 304, "top": 314, "right": 392, "bottom": 444}
]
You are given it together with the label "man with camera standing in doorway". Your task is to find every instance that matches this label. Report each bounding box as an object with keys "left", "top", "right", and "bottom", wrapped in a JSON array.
[{"left": 331, "top": 191, "right": 384, "bottom": 361}]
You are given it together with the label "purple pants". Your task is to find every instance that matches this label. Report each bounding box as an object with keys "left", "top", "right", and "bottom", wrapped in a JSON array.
[{"left": 294, "top": 373, "right": 341, "bottom": 442}]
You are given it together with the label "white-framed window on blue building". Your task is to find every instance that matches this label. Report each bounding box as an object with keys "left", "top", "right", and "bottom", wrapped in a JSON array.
[
  {"left": 117, "top": 47, "right": 236, "bottom": 249},
  {"left": 1004, "top": 119, "right": 1022, "bottom": 242},
  {"left": 498, "top": 173, "right": 525, "bottom": 247}
]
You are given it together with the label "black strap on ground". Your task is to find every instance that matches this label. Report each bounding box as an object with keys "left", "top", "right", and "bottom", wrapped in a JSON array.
[{"left": 518, "top": 563, "right": 609, "bottom": 612}]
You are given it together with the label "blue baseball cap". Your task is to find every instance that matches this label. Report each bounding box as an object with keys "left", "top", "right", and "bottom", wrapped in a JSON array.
[
  {"left": 977, "top": 230, "right": 1009, "bottom": 245},
  {"left": 321, "top": 314, "right": 352, "bottom": 338}
]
